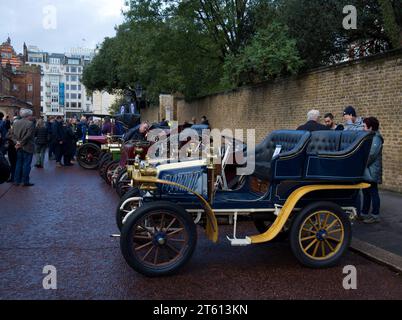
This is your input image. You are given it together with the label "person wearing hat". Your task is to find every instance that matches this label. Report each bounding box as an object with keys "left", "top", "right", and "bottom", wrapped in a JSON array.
[{"left": 343, "top": 106, "right": 364, "bottom": 131}]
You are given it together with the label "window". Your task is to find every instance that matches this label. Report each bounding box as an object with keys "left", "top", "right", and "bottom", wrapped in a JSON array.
[
  {"left": 68, "top": 59, "right": 79, "bottom": 65},
  {"left": 66, "top": 84, "right": 70, "bottom": 90},
  {"left": 70, "top": 84, "right": 77, "bottom": 91},
  {"left": 49, "top": 58, "right": 60, "bottom": 64},
  {"left": 66, "top": 102, "right": 70, "bottom": 108},
  {"left": 49, "top": 58, "right": 60, "bottom": 65},
  {"left": 78, "top": 102, "right": 82, "bottom": 109},
  {"left": 71, "top": 102, "right": 77, "bottom": 109},
  {"left": 52, "top": 96, "right": 59, "bottom": 103},
  {"left": 66, "top": 93, "right": 70, "bottom": 99},
  {"left": 51, "top": 85, "right": 58, "bottom": 93},
  {"left": 70, "top": 75, "right": 78, "bottom": 82},
  {"left": 49, "top": 75, "right": 59, "bottom": 83},
  {"left": 71, "top": 67, "right": 77, "bottom": 73},
  {"left": 71, "top": 93, "right": 77, "bottom": 99},
  {"left": 78, "top": 94, "right": 81, "bottom": 99},
  {"left": 66, "top": 75, "right": 69, "bottom": 81},
  {"left": 28, "top": 84, "right": 33, "bottom": 92},
  {"left": 12, "top": 84, "right": 19, "bottom": 91},
  {"left": 78, "top": 85, "right": 81, "bottom": 91},
  {"left": 50, "top": 67, "right": 58, "bottom": 73},
  {"left": 77, "top": 67, "right": 82, "bottom": 73}
]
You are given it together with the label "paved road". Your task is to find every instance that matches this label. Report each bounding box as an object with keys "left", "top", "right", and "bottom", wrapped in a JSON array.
[
  {"left": 1, "top": 160, "right": 402, "bottom": 300},
  {"left": 353, "top": 190, "right": 402, "bottom": 257}
]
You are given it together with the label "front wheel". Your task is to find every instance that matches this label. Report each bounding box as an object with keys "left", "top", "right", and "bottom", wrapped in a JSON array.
[
  {"left": 120, "top": 201, "right": 197, "bottom": 277},
  {"left": 289, "top": 201, "right": 351, "bottom": 268}
]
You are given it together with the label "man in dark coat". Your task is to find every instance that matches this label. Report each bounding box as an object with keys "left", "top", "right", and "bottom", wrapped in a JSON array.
[
  {"left": 124, "top": 122, "right": 150, "bottom": 142},
  {"left": 297, "top": 110, "right": 329, "bottom": 132},
  {"left": 53, "top": 116, "right": 65, "bottom": 167}
]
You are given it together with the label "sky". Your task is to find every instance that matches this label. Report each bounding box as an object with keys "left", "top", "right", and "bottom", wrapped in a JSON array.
[{"left": 0, "top": 0, "right": 127, "bottom": 54}]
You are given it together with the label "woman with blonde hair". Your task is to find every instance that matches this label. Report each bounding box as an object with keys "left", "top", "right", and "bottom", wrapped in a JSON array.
[{"left": 34, "top": 118, "right": 49, "bottom": 168}]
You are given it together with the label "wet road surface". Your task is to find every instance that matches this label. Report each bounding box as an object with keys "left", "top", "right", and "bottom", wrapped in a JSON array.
[{"left": 1, "top": 159, "right": 402, "bottom": 300}]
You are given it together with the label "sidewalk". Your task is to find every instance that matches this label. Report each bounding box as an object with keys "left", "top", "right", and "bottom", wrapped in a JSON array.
[{"left": 352, "top": 189, "right": 402, "bottom": 257}]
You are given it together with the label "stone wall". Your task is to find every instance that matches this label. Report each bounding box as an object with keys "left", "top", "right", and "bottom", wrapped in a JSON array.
[{"left": 176, "top": 50, "right": 402, "bottom": 193}]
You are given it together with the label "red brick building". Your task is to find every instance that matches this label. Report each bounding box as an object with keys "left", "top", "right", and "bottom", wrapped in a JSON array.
[
  {"left": 0, "top": 37, "right": 23, "bottom": 70},
  {"left": 0, "top": 38, "right": 41, "bottom": 117}
]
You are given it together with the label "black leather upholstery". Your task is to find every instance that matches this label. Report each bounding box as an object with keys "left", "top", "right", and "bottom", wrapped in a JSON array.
[
  {"left": 305, "top": 130, "right": 374, "bottom": 181},
  {"left": 252, "top": 130, "right": 310, "bottom": 180},
  {"left": 307, "top": 131, "right": 340, "bottom": 154}
]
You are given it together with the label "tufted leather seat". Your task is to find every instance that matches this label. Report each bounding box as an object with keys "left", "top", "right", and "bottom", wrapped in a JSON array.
[
  {"left": 251, "top": 130, "right": 311, "bottom": 181},
  {"left": 307, "top": 131, "right": 341, "bottom": 154},
  {"left": 305, "top": 130, "right": 374, "bottom": 181}
]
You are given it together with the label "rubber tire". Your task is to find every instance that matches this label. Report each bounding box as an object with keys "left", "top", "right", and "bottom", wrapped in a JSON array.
[
  {"left": 254, "top": 215, "right": 288, "bottom": 242},
  {"left": 77, "top": 143, "right": 102, "bottom": 170},
  {"left": 115, "top": 187, "right": 141, "bottom": 231},
  {"left": 120, "top": 201, "right": 197, "bottom": 277},
  {"left": 99, "top": 153, "right": 112, "bottom": 173},
  {"left": 115, "top": 169, "right": 131, "bottom": 198},
  {"left": 99, "top": 158, "right": 113, "bottom": 181},
  {"left": 289, "top": 201, "right": 351, "bottom": 269},
  {"left": 100, "top": 159, "right": 114, "bottom": 181}
]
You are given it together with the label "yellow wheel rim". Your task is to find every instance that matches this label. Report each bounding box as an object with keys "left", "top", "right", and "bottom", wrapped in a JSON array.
[{"left": 299, "top": 210, "right": 345, "bottom": 261}]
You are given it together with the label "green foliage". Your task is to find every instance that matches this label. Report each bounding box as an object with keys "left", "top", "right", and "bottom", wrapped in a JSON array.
[
  {"left": 379, "top": 0, "right": 402, "bottom": 48},
  {"left": 82, "top": 0, "right": 399, "bottom": 102},
  {"left": 223, "top": 23, "right": 302, "bottom": 86}
]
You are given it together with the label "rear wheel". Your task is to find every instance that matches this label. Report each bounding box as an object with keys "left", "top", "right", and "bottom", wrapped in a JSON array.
[
  {"left": 120, "top": 201, "right": 197, "bottom": 277},
  {"left": 77, "top": 143, "right": 102, "bottom": 170},
  {"left": 289, "top": 201, "right": 351, "bottom": 268}
]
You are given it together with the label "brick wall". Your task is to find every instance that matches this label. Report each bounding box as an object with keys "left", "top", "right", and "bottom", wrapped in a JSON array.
[{"left": 176, "top": 50, "right": 402, "bottom": 193}]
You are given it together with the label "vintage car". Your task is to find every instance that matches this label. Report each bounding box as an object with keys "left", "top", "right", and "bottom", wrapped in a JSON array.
[
  {"left": 77, "top": 114, "right": 140, "bottom": 170},
  {"left": 117, "top": 129, "right": 375, "bottom": 277}
]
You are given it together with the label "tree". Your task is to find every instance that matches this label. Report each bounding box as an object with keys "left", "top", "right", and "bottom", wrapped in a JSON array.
[
  {"left": 223, "top": 22, "right": 302, "bottom": 86},
  {"left": 379, "top": 0, "right": 402, "bottom": 48}
]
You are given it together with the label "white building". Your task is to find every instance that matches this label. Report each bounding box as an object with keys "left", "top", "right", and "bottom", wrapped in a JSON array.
[
  {"left": 92, "top": 91, "right": 119, "bottom": 115},
  {"left": 24, "top": 45, "right": 95, "bottom": 118}
]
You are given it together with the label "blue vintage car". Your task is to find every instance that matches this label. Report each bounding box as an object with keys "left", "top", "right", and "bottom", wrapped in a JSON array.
[{"left": 117, "top": 129, "right": 374, "bottom": 277}]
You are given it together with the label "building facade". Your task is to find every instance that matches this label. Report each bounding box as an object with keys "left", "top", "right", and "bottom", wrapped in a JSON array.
[
  {"left": 24, "top": 45, "right": 94, "bottom": 118},
  {"left": 0, "top": 39, "right": 41, "bottom": 117},
  {"left": 0, "top": 37, "right": 23, "bottom": 70}
]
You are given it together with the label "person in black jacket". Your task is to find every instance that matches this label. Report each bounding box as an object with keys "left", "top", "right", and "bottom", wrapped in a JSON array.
[
  {"left": 62, "top": 122, "right": 75, "bottom": 166},
  {"left": 53, "top": 116, "right": 65, "bottom": 167},
  {"left": 34, "top": 119, "right": 49, "bottom": 168},
  {"left": 297, "top": 110, "right": 330, "bottom": 132}
]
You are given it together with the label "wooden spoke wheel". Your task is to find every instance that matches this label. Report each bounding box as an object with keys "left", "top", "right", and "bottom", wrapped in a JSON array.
[
  {"left": 77, "top": 143, "right": 102, "bottom": 170},
  {"left": 115, "top": 169, "right": 131, "bottom": 198},
  {"left": 120, "top": 201, "right": 197, "bottom": 277},
  {"left": 105, "top": 161, "right": 120, "bottom": 185},
  {"left": 98, "top": 153, "right": 113, "bottom": 176},
  {"left": 290, "top": 202, "right": 351, "bottom": 268}
]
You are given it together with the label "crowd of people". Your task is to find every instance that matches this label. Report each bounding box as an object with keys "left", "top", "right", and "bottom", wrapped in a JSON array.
[
  {"left": 0, "top": 110, "right": 120, "bottom": 187},
  {"left": 297, "top": 106, "right": 383, "bottom": 224}
]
